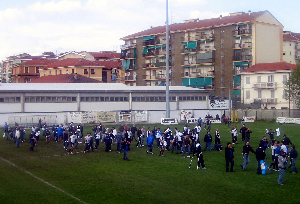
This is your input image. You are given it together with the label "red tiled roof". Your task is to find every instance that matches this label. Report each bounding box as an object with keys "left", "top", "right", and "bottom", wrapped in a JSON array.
[
  {"left": 89, "top": 52, "right": 120, "bottom": 59},
  {"left": 283, "top": 32, "right": 300, "bottom": 41},
  {"left": 45, "top": 58, "right": 105, "bottom": 69},
  {"left": 243, "top": 62, "right": 297, "bottom": 72},
  {"left": 291, "top": 33, "right": 300, "bottom": 40},
  {"left": 31, "top": 73, "right": 102, "bottom": 83},
  {"left": 20, "top": 59, "right": 57, "bottom": 66},
  {"left": 98, "top": 60, "right": 122, "bottom": 69},
  {"left": 122, "top": 11, "right": 268, "bottom": 39}
]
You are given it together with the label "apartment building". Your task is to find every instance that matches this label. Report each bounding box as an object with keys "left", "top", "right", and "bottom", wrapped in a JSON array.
[
  {"left": 11, "top": 59, "right": 55, "bottom": 83},
  {"left": 1, "top": 52, "right": 56, "bottom": 83},
  {"left": 240, "top": 62, "right": 297, "bottom": 109},
  {"left": 283, "top": 31, "right": 300, "bottom": 64},
  {"left": 121, "top": 10, "right": 283, "bottom": 99}
]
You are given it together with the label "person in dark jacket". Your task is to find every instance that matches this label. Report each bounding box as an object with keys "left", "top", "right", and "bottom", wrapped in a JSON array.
[
  {"left": 239, "top": 124, "right": 247, "bottom": 142},
  {"left": 122, "top": 138, "right": 129, "bottom": 160},
  {"left": 241, "top": 142, "right": 255, "bottom": 171},
  {"left": 256, "top": 143, "right": 266, "bottom": 174},
  {"left": 131, "top": 124, "right": 137, "bottom": 142},
  {"left": 225, "top": 142, "right": 234, "bottom": 172},
  {"left": 289, "top": 145, "right": 298, "bottom": 173},
  {"left": 245, "top": 128, "right": 252, "bottom": 143},
  {"left": 204, "top": 131, "right": 212, "bottom": 151},
  {"left": 282, "top": 134, "right": 292, "bottom": 152}
]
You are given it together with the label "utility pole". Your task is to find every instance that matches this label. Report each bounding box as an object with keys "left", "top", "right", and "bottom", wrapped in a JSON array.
[{"left": 165, "top": 0, "right": 170, "bottom": 118}]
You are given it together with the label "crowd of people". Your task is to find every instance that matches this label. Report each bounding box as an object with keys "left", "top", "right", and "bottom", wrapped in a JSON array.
[{"left": 3, "top": 120, "right": 298, "bottom": 185}]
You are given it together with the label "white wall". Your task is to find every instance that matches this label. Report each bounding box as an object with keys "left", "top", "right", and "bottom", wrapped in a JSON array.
[{"left": 24, "top": 103, "right": 78, "bottom": 112}]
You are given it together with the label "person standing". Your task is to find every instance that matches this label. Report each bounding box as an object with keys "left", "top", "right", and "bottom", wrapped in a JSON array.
[
  {"left": 245, "top": 128, "right": 252, "bottom": 143},
  {"left": 256, "top": 143, "right": 266, "bottom": 174},
  {"left": 230, "top": 126, "right": 238, "bottom": 144},
  {"left": 104, "top": 132, "right": 112, "bottom": 152},
  {"left": 146, "top": 132, "right": 154, "bottom": 154},
  {"left": 282, "top": 134, "right": 292, "bottom": 152},
  {"left": 122, "top": 138, "right": 129, "bottom": 160},
  {"left": 278, "top": 150, "right": 287, "bottom": 185},
  {"left": 267, "top": 129, "right": 275, "bottom": 148},
  {"left": 15, "top": 128, "right": 20, "bottom": 148},
  {"left": 215, "top": 129, "right": 220, "bottom": 145},
  {"left": 239, "top": 124, "right": 247, "bottom": 142},
  {"left": 29, "top": 131, "right": 36, "bottom": 151},
  {"left": 155, "top": 128, "right": 162, "bottom": 148},
  {"left": 204, "top": 131, "right": 212, "bottom": 151},
  {"left": 95, "top": 130, "right": 101, "bottom": 150},
  {"left": 289, "top": 145, "right": 298, "bottom": 173},
  {"left": 116, "top": 132, "right": 122, "bottom": 153},
  {"left": 241, "top": 142, "right": 255, "bottom": 171},
  {"left": 83, "top": 133, "right": 91, "bottom": 153},
  {"left": 182, "top": 135, "right": 191, "bottom": 158},
  {"left": 196, "top": 141, "right": 206, "bottom": 170},
  {"left": 4, "top": 122, "right": 9, "bottom": 141},
  {"left": 225, "top": 142, "right": 234, "bottom": 172}
]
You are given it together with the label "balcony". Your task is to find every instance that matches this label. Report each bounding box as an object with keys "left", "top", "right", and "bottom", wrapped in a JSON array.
[
  {"left": 120, "top": 44, "right": 136, "bottom": 49},
  {"left": 232, "top": 29, "right": 252, "bottom": 35},
  {"left": 233, "top": 55, "right": 252, "bottom": 61},
  {"left": 233, "top": 42, "right": 252, "bottom": 49},
  {"left": 253, "top": 82, "right": 277, "bottom": 89},
  {"left": 254, "top": 98, "right": 277, "bottom": 104},
  {"left": 124, "top": 76, "right": 136, "bottom": 81}
]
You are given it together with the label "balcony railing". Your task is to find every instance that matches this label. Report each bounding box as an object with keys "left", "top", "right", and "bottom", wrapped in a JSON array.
[
  {"left": 232, "top": 29, "right": 252, "bottom": 35},
  {"left": 254, "top": 98, "right": 277, "bottom": 104},
  {"left": 233, "top": 42, "right": 252, "bottom": 49},
  {"left": 253, "top": 82, "right": 277, "bottom": 89},
  {"left": 125, "top": 76, "right": 136, "bottom": 81},
  {"left": 233, "top": 55, "right": 252, "bottom": 61}
]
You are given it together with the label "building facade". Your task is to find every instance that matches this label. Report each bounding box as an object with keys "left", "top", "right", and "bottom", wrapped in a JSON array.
[
  {"left": 240, "top": 62, "right": 297, "bottom": 109},
  {"left": 283, "top": 31, "right": 300, "bottom": 64},
  {"left": 121, "top": 10, "right": 283, "bottom": 100},
  {"left": 0, "top": 83, "right": 225, "bottom": 125}
]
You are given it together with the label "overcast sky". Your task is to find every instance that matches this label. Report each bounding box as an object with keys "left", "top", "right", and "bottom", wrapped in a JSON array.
[{"left": 0, "top": 0, "right": 299, "bottom": 61}]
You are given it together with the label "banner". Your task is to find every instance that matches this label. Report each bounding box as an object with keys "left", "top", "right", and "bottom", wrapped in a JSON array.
[
  {"left": 134, "top": 111, "right": 148, "bottom": 122},
  {"left": 209, "top": 99, "right": 229, "bottom": 109},
  {"left": 277, "top": 117, "right": 300, "bottom": 124},
  {"left": 119, "top": 111, "right": 131, "bottom": 123},
  {"left": 242, "top": 116, "right": 255, "bottom": 123},
  {"left": 97, "top": 111, "right": 116, "bottom": 123},
  {"left": 161, "top": 118, "right": 178, "bottom": 125}
]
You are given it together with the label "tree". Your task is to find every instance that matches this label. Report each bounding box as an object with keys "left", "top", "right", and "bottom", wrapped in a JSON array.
[{"left": 284, "top": 60, "right": 300, "bottom": 108}]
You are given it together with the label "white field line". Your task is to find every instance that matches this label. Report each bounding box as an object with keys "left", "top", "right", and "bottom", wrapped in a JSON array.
[{"left": 0, "top": 157, "right": 88, "bottom": 204}]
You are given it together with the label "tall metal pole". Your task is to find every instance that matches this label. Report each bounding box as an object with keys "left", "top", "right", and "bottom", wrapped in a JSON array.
[{"left": 165, "top": 0, "right": 170, "bottom": 118}]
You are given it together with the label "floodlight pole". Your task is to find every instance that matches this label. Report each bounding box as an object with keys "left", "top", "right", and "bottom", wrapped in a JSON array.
[{"left": 165, "top": 0, "right": 170, "bottom": 118}]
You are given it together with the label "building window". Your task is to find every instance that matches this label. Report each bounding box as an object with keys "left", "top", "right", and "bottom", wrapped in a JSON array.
[
  {"left": 283, "top": 90, "right": 287, "bottom": 99},
  {"left": 66, "top": 70, "right": 68, "bottom": 74},
  {"left": 283, "top": 75, "right": 287, "bottom": 83},
  {"left": 59, "top": 70, "right": 62, "bottom": 74},
  {"left": 257, "top": 76, "right": 261, "bottom": 83},
  {"left": 246, "top": 77, "right": 250, "bottom": 84},
  {"left": 258, "top": 90, "right": 262, "bottom": 98},
  {"left": 84, "top": 69, "right": 88, "bottom": 74},
  {"left": 72, "top": 69, "right": 74, "bottom": 74},
  {"left": 36, "top": 67, "right": 39, "bottom": 73},
  {"left": 246, "top": 90, "right": 250, "bottom": 99},
  {"left": 271, "top": 90, "right": 275, "bottom": 98},
  {"left": 91, "top": 69, "right": 95, "bottom": 74},
  {"left": 49, "top": 71, "right": 52, "bottom": 75},
  {"left": 44, "top": 72, "right": 46, "bottom": 76},
  {"left": 268, "top": 75, "right": 274, "bottom": 82},
  {"left": 55, "top": 70, "right": 57, "bottom": 75},
  {"left": 25, "top": 67, "right": 29, "bottom": 73}
]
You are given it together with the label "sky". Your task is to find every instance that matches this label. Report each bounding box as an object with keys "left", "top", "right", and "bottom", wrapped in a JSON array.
[{"left": 0, "top": 0, "right": 299, "bottom": 62}]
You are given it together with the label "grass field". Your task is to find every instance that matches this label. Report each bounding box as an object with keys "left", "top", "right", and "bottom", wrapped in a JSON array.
[{"left": 0, "top": 121, "right": 300, "bottom": 204}]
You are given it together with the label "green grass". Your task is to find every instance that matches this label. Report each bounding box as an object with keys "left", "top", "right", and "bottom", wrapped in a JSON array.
[{"left": 1, "top": 121, "right": 300, "bottom": 204}]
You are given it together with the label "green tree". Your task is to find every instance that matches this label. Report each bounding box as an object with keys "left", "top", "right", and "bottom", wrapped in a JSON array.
[{"left": 284, "top": 60, "right": 300, "bottom": 108}]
